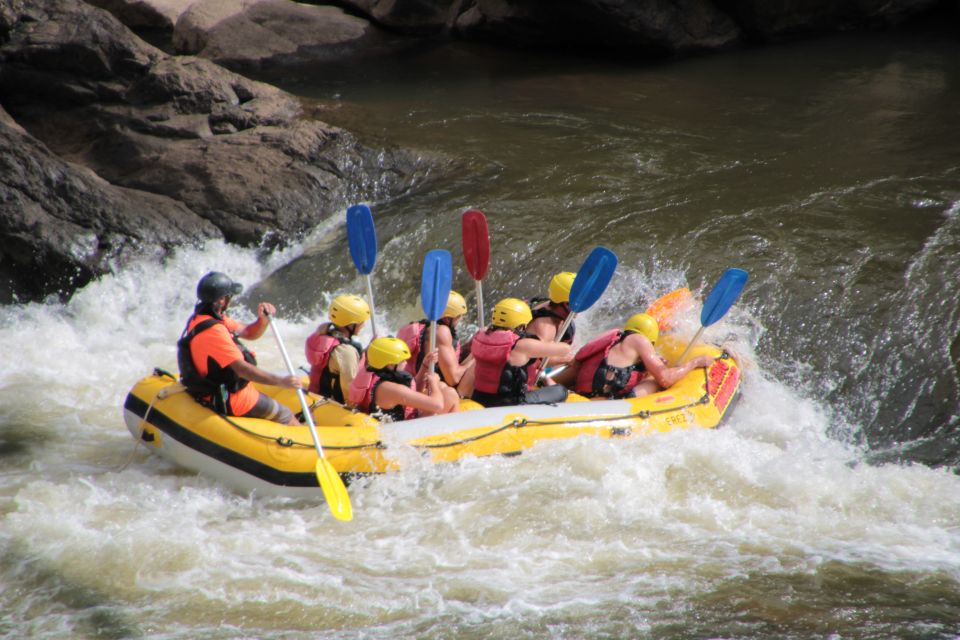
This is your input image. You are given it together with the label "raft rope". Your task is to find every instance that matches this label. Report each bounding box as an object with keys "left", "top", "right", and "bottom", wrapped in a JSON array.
[
  {"left": 117, "top": 368, "right": 188, "bottom": 471},
  {"left": 136, "top": 357, "right": 724, "bottom": 454}
]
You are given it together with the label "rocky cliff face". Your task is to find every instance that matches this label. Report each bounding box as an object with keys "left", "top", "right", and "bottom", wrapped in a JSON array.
[{"left": 0, "top": 0, "right": 435, "bottom": 303}]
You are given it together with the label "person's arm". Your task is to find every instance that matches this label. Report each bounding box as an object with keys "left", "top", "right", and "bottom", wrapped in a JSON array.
[
  {"left": 509, "top": 338, "right": 572, "bottom": 366},
  {"left": 635, "top": 336, "right": 714, "bottom": 389},
  {"left": 229, "top": 359, "right": 301, "bottom": 389},
  {"left": 549, "top": 359, "right": 579, "bottom": 387},
  {"left": 527, "top": 316, "right": 558, "bottom": 343},
  {"left": 415, "top": 349, "right": 440, "bottom": 390},
  {"left": 436, "top": 325, "right": 468, "bottom": 385},
  {"left": 375, "top": 376, "right": 445, "bottom": 414},
  {"left": 238, "top": 302, "right": 277, "bottom": 340}
]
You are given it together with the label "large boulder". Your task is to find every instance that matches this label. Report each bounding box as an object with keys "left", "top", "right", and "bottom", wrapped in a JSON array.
[
  {"left": 452, "top": 0, "right": 742, "bottom": 52},
  {"left": 85, "top": 0, "right": 197, "bottom": 30},
  {"left": 339, "top": 0, "right": 942, "bottom": 52},
  {"left": 714, "top": 0, "right": 944, "bottom": 40},
  {"left": 172, "top": 0, "right": 388, "bottom": 68},
  {"left": 0, "top": 0, "right": 436, "bottom": 302},
  {"left": 0, "top": 106, "right": 218, "bottom": 303}
]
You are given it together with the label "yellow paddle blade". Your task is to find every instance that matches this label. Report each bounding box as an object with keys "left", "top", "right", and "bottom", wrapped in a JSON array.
[
  {"left": 315, "top": 458, "right": 353, "bottom": 521},
  {"left": 646, "top": 287, "right": 692, "bottom": 332}
]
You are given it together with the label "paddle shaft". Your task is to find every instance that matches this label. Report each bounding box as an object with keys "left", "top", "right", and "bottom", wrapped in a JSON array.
[
  {"left": 671, "top": 268, "right": 748, "bottom": 366},
  {"left": 427, "top": 320, "right": 438, "bottom": 374},
  {"left": 364, "top": 275, "right": 379, "bottom": 337},
  {"left": 534, "top": 312, "right": 575, "bottom": 383},
  {"left": 267, "top": 317, "right": 325, "bottom": 458},
  {"left": 474, "top": 280, "right": 485, "bottom": 328},
  {"left": 673, "top": 325, "right": 705, "bottom": 366}
]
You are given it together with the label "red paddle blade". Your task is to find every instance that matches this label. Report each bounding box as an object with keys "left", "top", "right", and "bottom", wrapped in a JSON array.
[{"left": 461, "top": 209, "right": 490, "bottom": 281}]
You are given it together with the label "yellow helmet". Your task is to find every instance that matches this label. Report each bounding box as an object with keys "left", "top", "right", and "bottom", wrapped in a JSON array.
[
  {"left": 548, "top": 271, "right": 576, "bottom": 304},
  {"left": 366, "top": 336, "right": 411, "bottom": 370},
  {"left": 491, "top": 298, "right": 533, "bottom": 329},
  {"left": 624, "top": 312, "right": 659, "bottom": 344},
  {"left": 329, "top": 294, "right": 370, "bottom": 327},
  {"left": 443, "top": 290, "right": 467, "bottom": 319}
]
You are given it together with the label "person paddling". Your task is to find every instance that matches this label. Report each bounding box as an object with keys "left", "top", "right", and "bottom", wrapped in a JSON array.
[
  {"left": 470, "top": 298, "right": 573, "bottom": 407},
  {"left": 525, "top": 271, "right": 577, "bottom": 387},
  {"left": 554, "top": 312, "right": 714, "bottom": 399},
  {"left": 528, "top": 271, "right": 577, "bottom": 344},
  {"left": 397, "top": 290, "right": 475, "bottom": 394},
  {"left": 305, "top": 294, "right": 369, "bottom": 403},
  {"left": 349, "top": 337, "right": 459, "bottom": 420},
  {"left": 177, "top": 272, "right": 301, "bottom": 425}
]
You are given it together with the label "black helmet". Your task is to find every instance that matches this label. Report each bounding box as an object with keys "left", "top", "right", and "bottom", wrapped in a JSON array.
[{"left": 196, "top": 271, "right": 243, "bottom": 303}]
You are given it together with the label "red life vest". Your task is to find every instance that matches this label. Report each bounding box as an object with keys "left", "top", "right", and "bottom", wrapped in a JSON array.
[
  {"left": 397, "top": 319, "right": 461, "bottom": 384},
  {"left": 305, "top": 324, "right": 360, "bottom": 400},
  {"left": 574, "top": 329, "right": 644, "bottom": 398},
  {"left": 470, "top": 329, "right": 528, "bottom": 405},
  {"left": 349, "top": 355, "right": 416, "bottom": 421}
]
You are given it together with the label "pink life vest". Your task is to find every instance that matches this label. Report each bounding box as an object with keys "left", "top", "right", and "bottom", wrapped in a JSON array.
[
  {"left": 348, "top": 354, "right": 416, "bottom": 421},
  {"left": 574, "top": 329, "right": 643, "bottom": 398},
  {"left": 304, "top": 324, "right": 359, "bottom": 399},
  {"left": 396, "top": 321, "right": 427, "bottom": 377}
]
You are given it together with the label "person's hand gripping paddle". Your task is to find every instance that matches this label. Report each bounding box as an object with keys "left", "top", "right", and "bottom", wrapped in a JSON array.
[
  {"left": 673, "top": 268, "right": 748, "bottom": 365},
  {"left": 346, "top": 203, "right": 380, "bottom": 337},
  {"left": 461, "top": 209, "right": 490, "bottom": 328},
  {"left": 535, "top": 246, "right": 619, "bottom": 382},
  {"left": 267, "top": 313, "right": 352, "bottom": 522},
  {"left": 420, "top": 250, "right": 453, "bottom": 374}
]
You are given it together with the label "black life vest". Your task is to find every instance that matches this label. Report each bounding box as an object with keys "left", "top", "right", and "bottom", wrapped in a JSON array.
[
  {"left": 371, "top": 368, "right": 417, "bottom": 422},
  {"left": 176, "top": 310, "right": 256, "bottom": 413},
  {"left": 529, "top": 297, "right": 576, "bottom": 344}
]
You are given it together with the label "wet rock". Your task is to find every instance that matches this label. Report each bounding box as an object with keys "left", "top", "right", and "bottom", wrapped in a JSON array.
[
  {"left": 85, "top": 0, "right": 196, "bottom": 30},
  {"left": 0, "top": 0, "right": 436, "bottom": 302},
  {"left": 339, "top": 0, "right": 745, "bottom": 52},
  {"left": 0, "top": 105, "right": 218, "bottom": 303},
  {"left": 173, "top": 0, "right": 384, "bottom": 68},
  {"left": 339, "top": 0, "right": 940, "bottom": 52},
  {"left": 715, "top": 0, "right": 944, "bottom": 41},
  {"left": 453, "top": 0, "right": 742, "bottom": 52},
  {"left": 338, "top": 0, "right": 460, "bottom": 35}
]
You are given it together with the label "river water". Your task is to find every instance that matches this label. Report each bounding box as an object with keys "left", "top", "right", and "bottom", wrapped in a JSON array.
[{"left": 2, "top": 23, "right": 960, "bottom": 640}]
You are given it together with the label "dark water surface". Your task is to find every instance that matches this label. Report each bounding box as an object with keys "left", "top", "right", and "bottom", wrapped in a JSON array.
[
  {"left": 3, "top": 23, "right": 960, "bottom": 640},
  {"left": 264, "top": 25, "right": 960, "bottom": 467}
]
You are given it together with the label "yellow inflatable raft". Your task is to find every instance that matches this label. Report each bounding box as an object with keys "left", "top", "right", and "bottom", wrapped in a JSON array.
[{"left": 122, "top": 341, "right": 741, "bottom": 498}]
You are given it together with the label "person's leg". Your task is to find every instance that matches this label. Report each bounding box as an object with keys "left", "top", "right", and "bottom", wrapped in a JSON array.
[
  {"left": 632, "top": 380, "right": 659, "bottom": 398},
  {"left": 455, "top": 363, "right": 476, "bottom": 398},
  {"left": 440, "top": 384, "right": 460, "bottom": 413},
  {"left": 241, "top": 392, "right": 298, "bottom": 425},
  {"left": 524, "top": 385, "right": 569, "bottom": 405}
]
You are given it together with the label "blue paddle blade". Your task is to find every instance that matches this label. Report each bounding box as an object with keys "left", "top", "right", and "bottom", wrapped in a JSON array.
[
  {"left": 421, "top": 250, "right": 453, "bottom": 321},
  {"left": 568, "top": 247, "right": 619, "bottom": 313},
  {"left": 701, "top": 268, "right": 748, "bottom": 327},
  {"left": 346, "top": 204, "right": 377, "bottom": 275}
]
